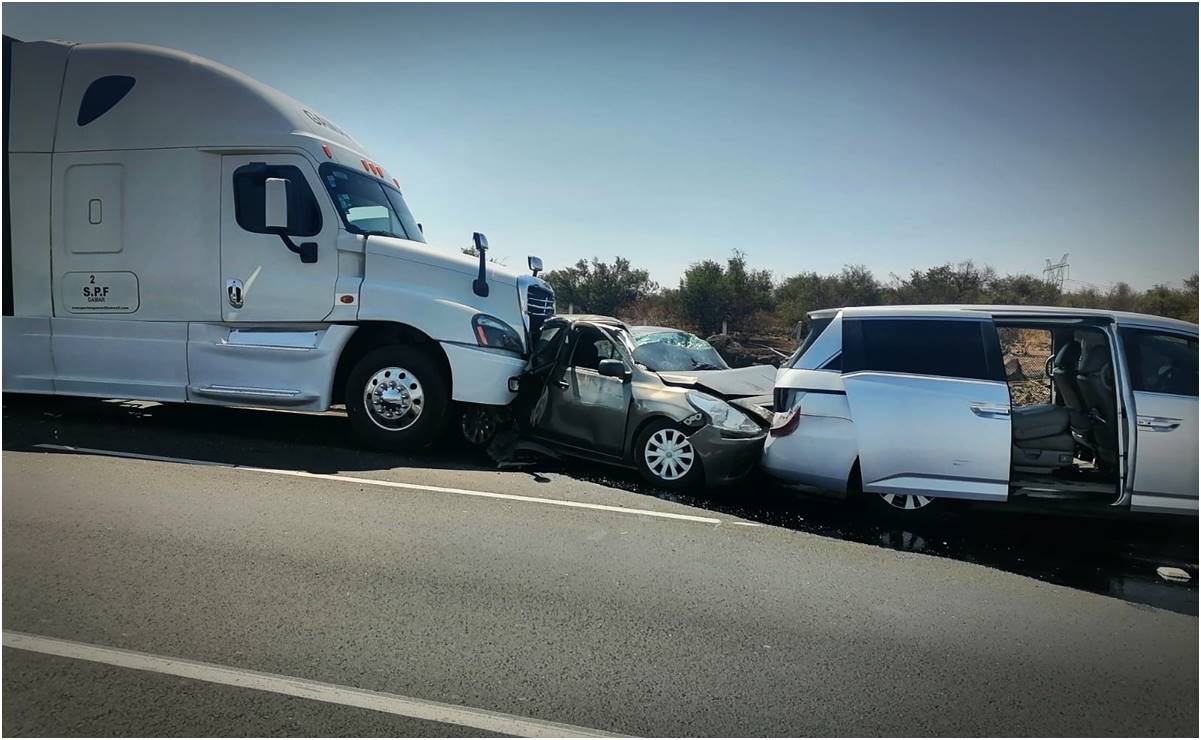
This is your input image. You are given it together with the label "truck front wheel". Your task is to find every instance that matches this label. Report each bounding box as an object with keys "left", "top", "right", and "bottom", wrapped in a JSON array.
[{"left": 346, "top": 345, "right": 449, "bottom": 451}]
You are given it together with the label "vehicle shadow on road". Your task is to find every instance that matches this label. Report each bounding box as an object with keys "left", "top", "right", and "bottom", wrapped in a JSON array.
[
  {"left": 2, "top": 394, "right": 484, "bottom": 475},
  {"left": 5, "top": 395, "right": 1197, "bottom": 616}
]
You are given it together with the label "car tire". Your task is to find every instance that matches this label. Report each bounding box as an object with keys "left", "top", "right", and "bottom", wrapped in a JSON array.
[
  {"left": 346, "top": 345, "right": 449, "bottom": 451},
  {"left": 634, "top": 419, "right": 705, "bottom": 490},
  {"left": 458, "top": 403, "right": 502, "bottom": 447}
]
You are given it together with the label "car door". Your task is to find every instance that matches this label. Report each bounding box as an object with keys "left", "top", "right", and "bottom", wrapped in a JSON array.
[
  {"left": 220, "top": 154, "right": 338, "bottom": 321},
  {"left": 534, "top": 325, "right": 632, "bottom": 457},
  {"left": 841, "top": 316, "right": 1012, "bottom": 503},
  {"left": 1121, "top": 328, "right": 1199, "bottom": 514}
]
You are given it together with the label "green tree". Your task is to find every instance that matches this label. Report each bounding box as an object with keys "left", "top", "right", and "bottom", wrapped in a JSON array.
[
  {"left": 542, "top": 257, "right": 657, "bottom": 316},
  {"left": 1140, "top": 281, "right": 1197, "bottom": 322},
  {"left": 1104, "top": 282, "right": 1140, "bottom": 312},
  {"left": 887, "top": 261, "right": 994, "bottom": 304},
  {"left": 775, "top": 264, "right": 882, "bottom": 326},
  {"left": 986, "top": 274, "right": 1061, "bottom": 306},
  {"left": 675, "top": 252, "right": 775, "bottom": 335}
]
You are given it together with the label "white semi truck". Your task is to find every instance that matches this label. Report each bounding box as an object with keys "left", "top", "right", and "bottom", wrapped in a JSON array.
[{"left": 1, "top": 36, "right": 555, "bottom": 448}]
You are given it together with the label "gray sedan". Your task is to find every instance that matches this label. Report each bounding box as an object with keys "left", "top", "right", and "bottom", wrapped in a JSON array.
[{"left": 513, "top": 315, "right": 775, "bottom": 489}]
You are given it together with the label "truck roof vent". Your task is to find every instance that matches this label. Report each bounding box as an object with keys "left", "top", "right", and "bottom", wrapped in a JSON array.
[{"left": 77, "top": 75, "right": 136, "bottom": 126}]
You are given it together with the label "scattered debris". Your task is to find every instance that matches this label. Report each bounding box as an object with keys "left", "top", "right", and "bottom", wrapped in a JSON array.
[{"left": 1156, "top": 566, "right": 1191, "bottom": 583}]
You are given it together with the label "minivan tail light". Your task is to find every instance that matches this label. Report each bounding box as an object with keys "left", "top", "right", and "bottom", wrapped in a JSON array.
[{"left": 770, "top": 407, "right": 801, "bottom": 437}]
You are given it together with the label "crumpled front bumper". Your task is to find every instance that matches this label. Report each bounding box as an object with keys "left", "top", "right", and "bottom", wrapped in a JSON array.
[{"left": 686, "top": 425, "right": 767, "bottom": 486}]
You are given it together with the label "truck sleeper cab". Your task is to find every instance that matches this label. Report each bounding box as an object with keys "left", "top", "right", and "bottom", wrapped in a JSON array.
[
  {"left": 763, "top": 305, "right": 1198, "bottom": 517},
  {"left": 1, "top": 37, "right": 554, "bottom": 449}
]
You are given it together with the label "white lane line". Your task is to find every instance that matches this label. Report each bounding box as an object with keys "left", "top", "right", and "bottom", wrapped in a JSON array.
[
  {"left": 3, "top": 630, "right": 623, "bottom": 738},
  {"left": 30, "top": 444, "right": 722, "bottom": 525}
]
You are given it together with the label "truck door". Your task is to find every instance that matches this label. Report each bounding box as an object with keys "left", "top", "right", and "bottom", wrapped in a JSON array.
[
  {"left": 1120, "top": 328, "right": 1199, "bottom": 514},
  {"left": 220, "top": 155, "right": 338, "bottom": 321},
  {"left": 841, "top": 316, "right": 1012, "bottom": 505}
]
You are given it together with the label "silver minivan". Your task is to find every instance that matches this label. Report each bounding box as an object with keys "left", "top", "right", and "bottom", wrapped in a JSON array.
[{"left": 762, "top": 305, "right": 1198, "bottom": 516}]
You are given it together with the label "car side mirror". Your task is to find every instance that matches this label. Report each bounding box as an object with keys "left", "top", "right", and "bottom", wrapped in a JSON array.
[
  {"left": 264, "top": 177, "right": 290, "bottom": 231},
  {"left": 598, "top": 359, "right": 629, "bottom": 381}
]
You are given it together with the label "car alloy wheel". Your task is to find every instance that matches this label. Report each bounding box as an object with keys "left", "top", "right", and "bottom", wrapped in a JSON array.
[
  {"left": 643, "top": 427, "right": 696, "bottom": 482},
  {"left": 879, "top": 493, "right": 933, "bottom": 511},
  {"left": 459, "top": 405, "right": 498, "bottom": 446}
]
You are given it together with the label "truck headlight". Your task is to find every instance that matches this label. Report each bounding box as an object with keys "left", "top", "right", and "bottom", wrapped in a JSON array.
[
  {"left": 686, "top": 392, "right": 762, "bottom": 436},
  {"left": 472, "top": 314, "right": 523, "bottom": 355}
]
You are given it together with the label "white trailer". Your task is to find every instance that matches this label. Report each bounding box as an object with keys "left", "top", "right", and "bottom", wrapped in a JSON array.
[{"left": 1, "top": 36, "right": 554, "bottom": 448}]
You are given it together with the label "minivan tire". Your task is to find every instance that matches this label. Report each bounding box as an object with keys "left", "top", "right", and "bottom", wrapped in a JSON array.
[
  {"left": 346, "top": 345, "right": 449, "bottom": 451},
  {"left": 634, "top": 419, "right": 705, "bottom": 490}
]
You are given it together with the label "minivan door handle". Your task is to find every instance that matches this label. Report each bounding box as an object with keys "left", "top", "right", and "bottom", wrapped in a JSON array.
[
  {"left": 969, "top": 402, "right": 1010, "bottom": 419},
  {"left": 1137, "top": 415, "right": 1181, "bottom": 432}
]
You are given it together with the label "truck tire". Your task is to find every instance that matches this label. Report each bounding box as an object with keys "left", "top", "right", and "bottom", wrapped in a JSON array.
[
  {"left": 634, "top": 419, "right": 705, "bottom": 490},
  {"left": 346, "top": 345, "right": 449, "bottom": 451}
]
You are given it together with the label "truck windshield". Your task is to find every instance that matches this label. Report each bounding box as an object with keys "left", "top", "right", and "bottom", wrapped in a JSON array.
[{"left": 320, "top": 164, "right": 425, "bottom": 243}]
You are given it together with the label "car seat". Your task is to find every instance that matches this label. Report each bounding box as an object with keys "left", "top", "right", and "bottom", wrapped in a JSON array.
[
  {"left": 1009, "top": 338, "right": 1082, "bottom": 474},
  {"left": 1075, "top": 333, "right": 1119, "bottom": 468}
]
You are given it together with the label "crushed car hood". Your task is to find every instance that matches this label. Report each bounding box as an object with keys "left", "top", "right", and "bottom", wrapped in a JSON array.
[{"left": 656, "top": 364, "right": 776, "bottom": 400}]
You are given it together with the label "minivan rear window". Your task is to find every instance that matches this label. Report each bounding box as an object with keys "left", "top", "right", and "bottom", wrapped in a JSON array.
[
  {"left": 785, "top": 316, "right": 833, "bottom": 368},
  {"left": 844, "top": 318, "right": 1003, "bottom": 381}
]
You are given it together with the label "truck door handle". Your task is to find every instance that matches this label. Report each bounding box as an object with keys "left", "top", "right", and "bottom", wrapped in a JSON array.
[
  {"left": 969, "top": 402, "right": 1010, "bottom": 419},
  {"left": 555, "top": 379, "right": 570, "bottom": 389},
  {"left": 1138, "top": 415, "right": 1181, "bottom": 432},
  {"left": 226, "top": 278, "right": 244, "bottom": 309}
]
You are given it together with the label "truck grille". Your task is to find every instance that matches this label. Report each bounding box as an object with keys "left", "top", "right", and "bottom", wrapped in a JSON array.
[
  {"left": 526, "top": 285, "right": 555, "bottom": 319},
  {"left": 525, "top": 284, "right": 554, "bottom": 337}
]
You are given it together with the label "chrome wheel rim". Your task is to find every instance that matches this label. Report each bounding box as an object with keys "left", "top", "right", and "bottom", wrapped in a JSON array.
[
  {"left": 363, "top": 366, "right": 424, "bottom": 431},
  {"left": 644, "top": 428, "right": 695, "bottom": 481},
  {"left": 880, "top": 493, "right": 933, "bottom": 511},
  {"left": 460, "top": 407, "right": 495, "bottom": 445}
]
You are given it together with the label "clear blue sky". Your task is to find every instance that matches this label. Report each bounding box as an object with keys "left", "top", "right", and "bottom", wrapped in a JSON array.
[{"left": 5, "top": 2, "right": 1197, "bottom": 290}]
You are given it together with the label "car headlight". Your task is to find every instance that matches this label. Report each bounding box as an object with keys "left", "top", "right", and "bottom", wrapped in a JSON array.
[
  {"left": 686, "top": 392, "right": 763, "bottom": 435},
  {"left": 472, "top": 314, "right": 524, "bottom": 355}
]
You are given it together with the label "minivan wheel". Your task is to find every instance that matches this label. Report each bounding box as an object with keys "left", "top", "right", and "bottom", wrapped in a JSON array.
[
  {"left": 346, "top": 345, "right": 449, "bottom": 451},
  {"left": 850, "top": 460, "right": 941, "bottom": 517},
  {"left": 635, "top": 420, "right": 704, "bottom": 490},
  {"left": 875, "top": 493, "right": 937, "bottom": 512}
]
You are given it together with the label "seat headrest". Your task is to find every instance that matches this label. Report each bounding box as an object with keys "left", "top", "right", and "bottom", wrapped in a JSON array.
[
  {"left": 1053, "top": 340, "right": 1082, "bottom": 372},
  {"left": 1078, "top": 342, "right": 1110, "bottom": 374}
]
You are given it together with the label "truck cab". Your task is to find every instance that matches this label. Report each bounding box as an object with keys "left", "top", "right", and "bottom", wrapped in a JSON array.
[{"left": 2, "top": 37, "right": 554, "bottom": 448}]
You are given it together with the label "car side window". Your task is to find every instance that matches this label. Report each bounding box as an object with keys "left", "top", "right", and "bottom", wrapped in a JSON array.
[
  {"left": 530, "top": 326, "right": 563, "bottom": 372},
  {"left": 571, "top": 327, "right": 619, "bottom": 371},
  {"left": 1121, "top": 329, "right": 1199, "bottom": 397},
  {"left": 232, "top": 164, "right": 322, "bottom": 237},
  {"left": 843, "top": 318, "right": 1003, "bottom": 381}
]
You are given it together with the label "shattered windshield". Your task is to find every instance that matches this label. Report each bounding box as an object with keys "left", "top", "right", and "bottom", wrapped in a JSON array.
[{"left": 631, "top": 330, "right": 729, "bottom": 372}]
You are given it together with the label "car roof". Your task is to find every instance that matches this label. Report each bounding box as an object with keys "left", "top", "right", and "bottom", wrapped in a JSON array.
[
  {"left": 807, "top": 304, "right": 1198, "bottom": 333},
  {"left": 628, "top": 325, "right": 693, "bottom": 336},
  {"left": 547, "top": 314, "right": 628, "bottom": 329}
]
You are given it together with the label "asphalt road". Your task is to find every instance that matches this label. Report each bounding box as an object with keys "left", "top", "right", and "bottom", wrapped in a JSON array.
[{"left": 3, "top": 397, "right": 1198, "bottom": 736}]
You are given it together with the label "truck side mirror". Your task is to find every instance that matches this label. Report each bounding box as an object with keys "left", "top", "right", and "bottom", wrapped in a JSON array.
[
  {"left": 472, "top": 232, "right": 489, "bottom": 297},
  {"left": 528, "top": 256, "right": 543, "bottom": 276},
  {"left": 598, "top": 359, "right": 630, "bottom": 381},
  {"left": 264, "top": 177, "right": 290, "bottom": 231},
  {"left": 263, "top": 176, "right": 317, "bottom": 264}
]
